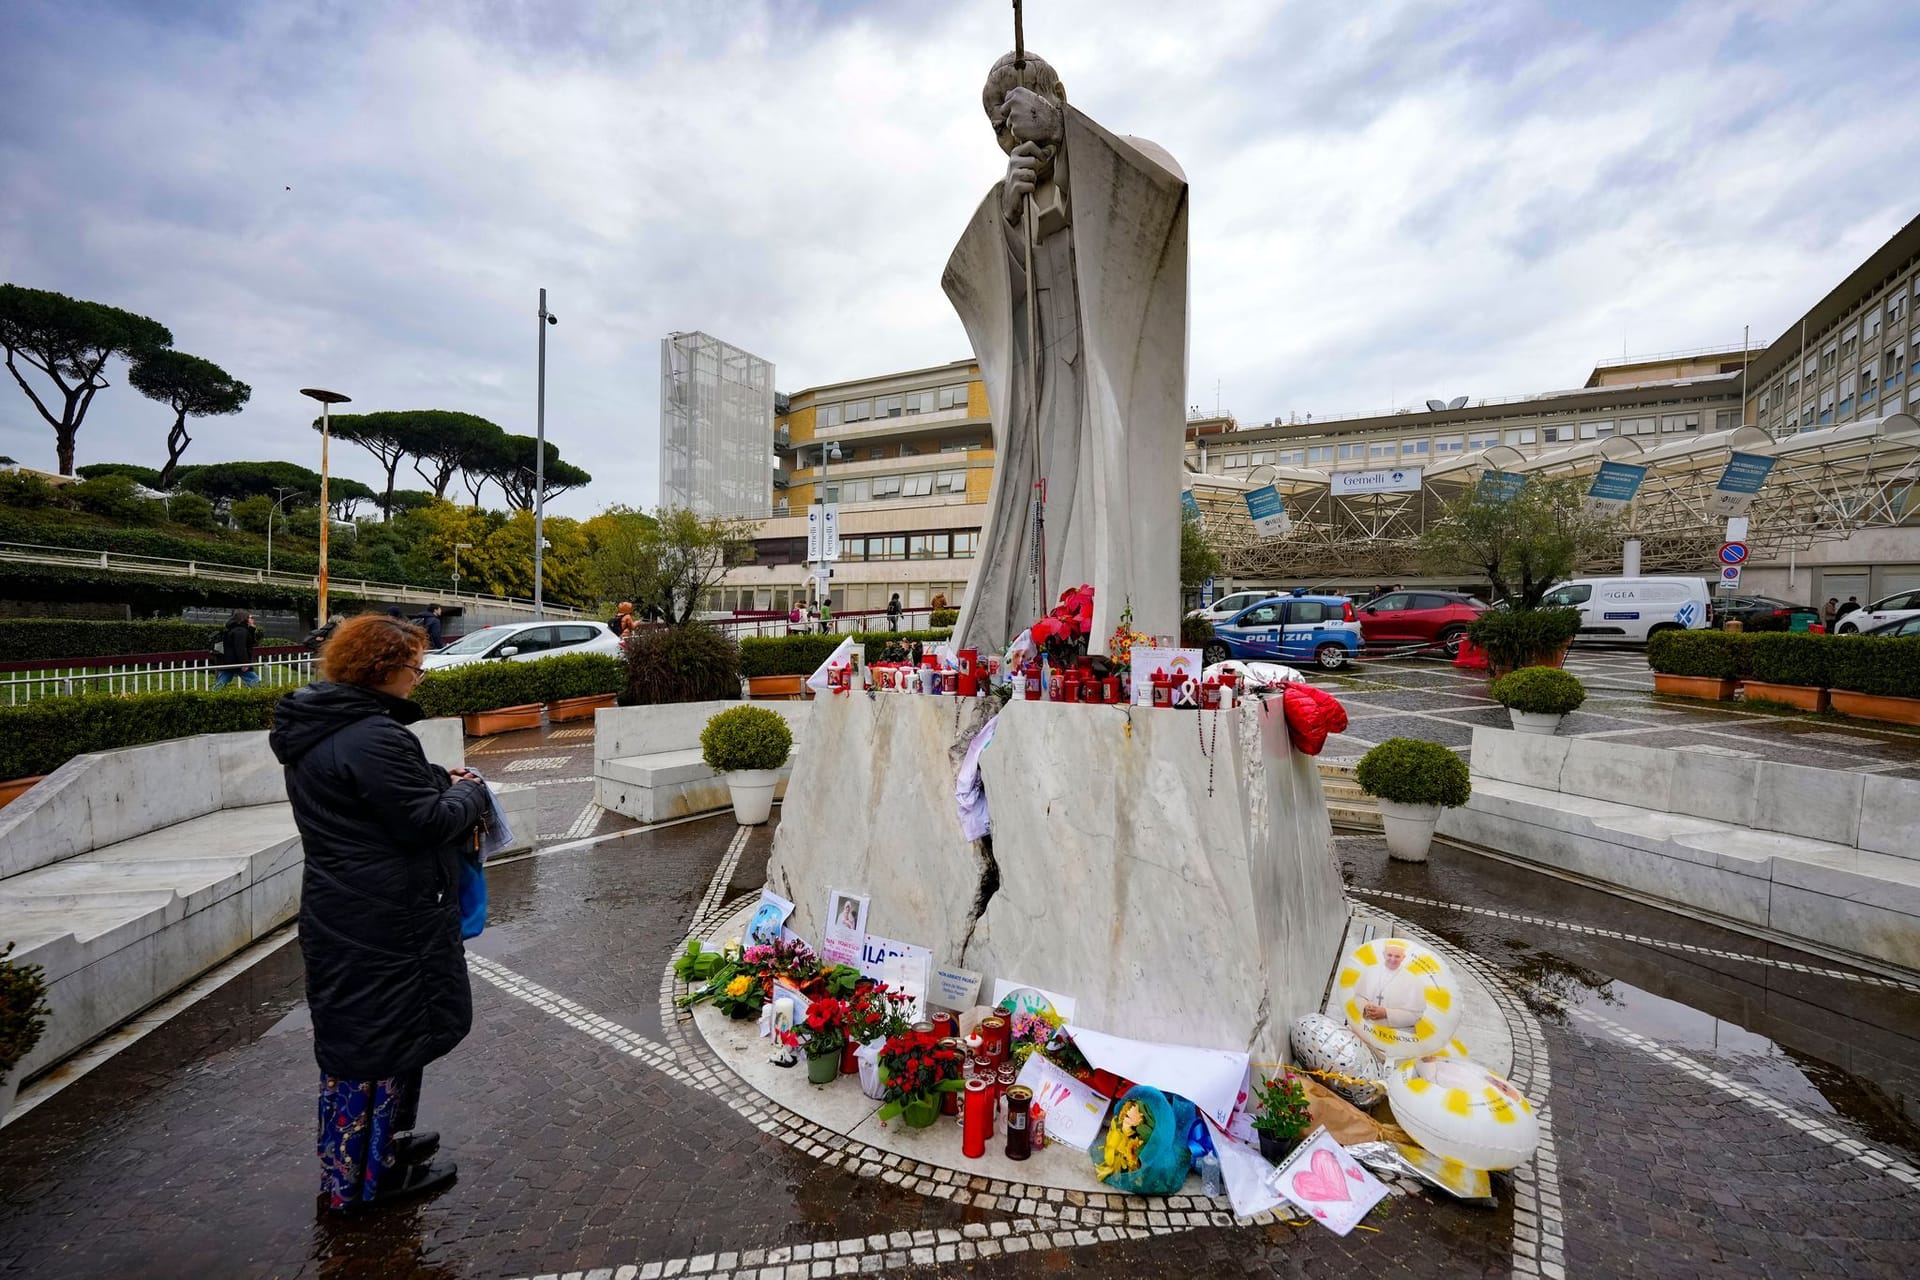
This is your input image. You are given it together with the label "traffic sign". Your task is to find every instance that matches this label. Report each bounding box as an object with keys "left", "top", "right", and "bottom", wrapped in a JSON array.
[
  {"left": 1718, "top": 541, "right": 1748, "bottom": 566},
  {"left": 1720, "top": 565, "right": 1742, "bottom": 587}
]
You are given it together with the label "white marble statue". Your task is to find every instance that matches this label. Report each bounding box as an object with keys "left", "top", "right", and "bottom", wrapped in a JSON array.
[{"left": 946, "top": 51, "right": 1189, "bottom": 657}]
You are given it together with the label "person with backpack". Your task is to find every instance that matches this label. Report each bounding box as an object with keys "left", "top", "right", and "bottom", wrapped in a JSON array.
[
  {"left": 212, "top": 610, "right": 259, "bottom": 688},
  {"left": 887, "top": 592, "right": 903, "bottom": 632},
  {"left": 412, "top": 604, "right": 444, "bottom": 649}
]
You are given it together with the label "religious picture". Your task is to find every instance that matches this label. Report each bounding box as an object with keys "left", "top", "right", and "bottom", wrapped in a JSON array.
[
  {"left": 822, "top": 889, "right": 869, "bottom": 967},
  {"left": 1354, "top": 939, "right": 1425, "bottom": 1029}
]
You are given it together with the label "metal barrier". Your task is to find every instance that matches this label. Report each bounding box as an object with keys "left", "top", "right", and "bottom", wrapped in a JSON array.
[{"left": 0, "top": 652, "right": 316, "bottom": 705}]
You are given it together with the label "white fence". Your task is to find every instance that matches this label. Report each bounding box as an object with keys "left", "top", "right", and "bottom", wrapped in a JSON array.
[{"left": 1, "top": 653, "right": 316, "bottom": 706}]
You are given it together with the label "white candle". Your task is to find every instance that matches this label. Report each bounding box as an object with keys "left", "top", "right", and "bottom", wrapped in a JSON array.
[{"left": 773, "top": 997, "right": 795, "bottom": 1034}]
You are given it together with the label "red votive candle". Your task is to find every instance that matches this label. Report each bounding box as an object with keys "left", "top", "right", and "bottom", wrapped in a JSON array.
[{"left": 962, "top": 1079, "right": 992, "bottom": 1158}]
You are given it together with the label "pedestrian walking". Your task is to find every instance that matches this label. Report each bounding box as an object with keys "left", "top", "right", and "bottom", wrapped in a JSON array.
[
  {"left": 788, "top": 603, "right": 804, "bottom": 635},
  {"left": 887, "top": 592, "right": 903, "bottom": 632},
  {"left": 818, "top": 594, "right": 833, "bottom": 635},
  {"left": 269, "top": 614, "right": 490, "bottom": 1212},
  {"left": 412, "top": 604, "right": 444, "bottom": 649},
  {"left": 212, "top": 609, "right": 260, "bottom": 688},
  {"left": 1822, "top": 597, "right": 1840, "bottom": 629}
]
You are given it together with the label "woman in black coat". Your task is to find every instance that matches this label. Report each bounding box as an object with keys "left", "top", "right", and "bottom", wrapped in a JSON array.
[
  {"left": 214, "top": 609, "right": 258, "bottom": 688},
  {"left": 269, "top": 613, "right": 489, "bottom": 1211}
]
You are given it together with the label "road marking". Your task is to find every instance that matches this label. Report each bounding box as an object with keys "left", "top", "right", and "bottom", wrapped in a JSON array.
[
  {"left": 502, "top": 755, "right": 572, "bottom": 772},
  {"left": 689, "top": 826, "right": 751, "bottom": 938}
]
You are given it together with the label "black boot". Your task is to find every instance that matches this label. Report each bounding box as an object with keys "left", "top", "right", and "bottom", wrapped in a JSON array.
[
  {"left": 393, "top": 1131, "right": 440, "bottom": 1164},
  {"left": 368, "top": 1159, "right": 457, "bottom": 1207}
]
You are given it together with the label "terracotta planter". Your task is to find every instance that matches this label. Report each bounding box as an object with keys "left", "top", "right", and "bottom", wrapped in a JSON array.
[
  {"left": 1741, "top": 680, "right": 1830, "bottom": 712},
  {"left": 1653, "top": 673, "right": 1737, "bottom": 701},
  {"left": 1830, "top": 689, "right": 1920, "bottom": 726},
  {"left": 747, "top": 674, "right": 808, "bottom": 700},
  {"left": 0, "top": 775, "right": 47, "bottom": 810},
  {"left": 462, "top": 703, "right": 544, "bottom": 735},
  {"left": 1488, "top": 642, "right": 1572, "bottom": 680},
  {"left": 546, "top": 692, "right": 616, "bottom": 722}
]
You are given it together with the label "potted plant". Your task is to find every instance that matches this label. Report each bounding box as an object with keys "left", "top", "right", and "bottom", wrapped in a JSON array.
[
  {"left": 1744, "top": 632, "right": 1835, "bottom": 712},
  {"left": 1355, "top": 737, "right": 1472, "bottom": 863},
  {"left": 699, "top": 705, "right": 795, "bottom": 825},
  {"left": 413, "top": 662, "right": 546, "bottom": 735},
  {"left": 1489, "top": 666, "right": 1586, "bottom": 735},
  {"left": 1828, "top": 635, "right": 1920, "bottom": 725},
  {"left": 1, "top": 942, "right": 51, "bottom": 1119},
  {"left": 1646, "top": 630, "right": 1750, "bottom": 701},
  {"left": 875, "top": 1028, "right": 965, "bottom": 1128},
  {"left": 846, "top": 982, "right": 914, "bottom": 1098},
  {"left": 794, "top": 996, "right": 849, "bottom": 1085},
  {"left": 539, "top": 653, "right": 626, "bottom": 722},
  {"left": 1465, "top": 608, "right": 1580, "bottom": 678},
  {"left": 1250, "top": 1071, "right": 1312, "bottom": 1164}
]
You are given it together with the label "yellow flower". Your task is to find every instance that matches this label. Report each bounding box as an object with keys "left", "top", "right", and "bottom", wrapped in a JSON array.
[{"left": 725, "top": 975, "right": 753, "bottom": 997}]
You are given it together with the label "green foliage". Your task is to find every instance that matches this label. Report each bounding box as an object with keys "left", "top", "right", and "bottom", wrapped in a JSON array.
[
  {"left": 535, "top": 652, "right": 625, "bottom": 703},
  {"left": 1489, "top": 666, "right": 1587, "bottom": 715},
  {"left": 0, "top": 561, "right": 359, "bottom": 617},
  {"left": 76, "top": 463, "right": 163, "bottom": 487},
  {"left": 1355, "top": 737, "right": 1471, "bottom": 808},
  {"left": 699, "top": 704, "right": 794, "bottom": 773},
  {"left": 1749, "top": 633, "right": 1836, "bottom": 688},
  {"left": 178, "top": 460, "right": 322, "bottom": 505},
  {"left": 128, "top": 349, "right": 251, "bottom": 486},
  {"left": 930, "top": 608, "right": 959, "bottom": 628},
  {"left": 0, "top": 469, "right": 56, "bottom": 508},
  {"left": 1828, "top": 636, "right": 1920, "bottom": 699},
  {"left": 1646, "top": 630, "right": 1753, "bottom": 679},
  {"left": 376, "top": 489, "right": 436, "bottom": 516},
  {"left": 1465, "top": 607, "right": 1579, "bottom": 671},
  {"left": 0, "top": 687, "right": 279, "bottom": 781},
  {"left": 229, "top": 493, "right": 272, "bottom": 534},
  {"left": 581, "top": 505, "right": 660, "bottom": 605},
  {"left": 168, "top": 491, "right": 216, "bottom": 530},
  {"left": 410, "top": 661, "right": 546, "bottom": 718},
  {"left": 0, "top": 283, "right": 173, "bottom": 474},
  {"left": 1421, "top": 477, "right": 1616, "bottom": 608},
  {"left": 736, "top": 629, "right": 954, "bottom": 678},
  {"left": 1180, "top": 511, "right": 1221, "bottom": 587},
  {"left": 0, "top": 618, "right": 221, "bottom": 661},
  {"left": 1250, "top": 1073, "right": 1312, "bottom": 1140},
  {"left": 1180, "top": 614, "right": 1216, "bottom": 650},
  {"left": 622, "top": 621, "right": 740, "bottom": 705},
  {"left": 0, "top": 941, "right": 51, "bottom": 1082},
  {"left": 68, "top": 473, "right": 157, "bottom": 522}
]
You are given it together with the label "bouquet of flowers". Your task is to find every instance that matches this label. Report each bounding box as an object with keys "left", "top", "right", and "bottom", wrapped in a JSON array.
[
  {"left": 742, "top": 937, "right": 821, "bottom": 994},
  {"left": 712, "top": 971, "right": 765, "bottom": 1019},
  {"left": 1007, "top": 1008, "right": 1063, "bottom": 1068},
  {"left": 672, "top": 938, "right": 724, "bottom": 984},
  {"left": 875, "top": 1028, "right": 965, "bottom": 1123},
  {"left": 1096, "top": 1096, "right": 1153, "bottom": 1178},
  {"left": 1106, "top": 598, "right": 1150, "bottom": 676},
  {"left": 845, "top": 982, "right": 915, "bottom": 1046},
  {"left": 1029, "top": 583, "right": 1094, "bottom": 667},
  {"left": 795, "top": 996, "right": 848, "bottom": 1059}
]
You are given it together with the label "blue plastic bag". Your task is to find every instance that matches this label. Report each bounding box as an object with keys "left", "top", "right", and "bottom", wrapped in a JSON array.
[
  {"left": 1088, "top": 1086, "right": 1198, "bottom": 1195},
  {"left": 459, "top": 850, "right": 487, "bottom": 939}
]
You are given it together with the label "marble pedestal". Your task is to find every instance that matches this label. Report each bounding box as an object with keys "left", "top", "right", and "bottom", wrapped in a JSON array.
[{"left": 764, "top": 694, "right": 1347, "bottom": 1063}]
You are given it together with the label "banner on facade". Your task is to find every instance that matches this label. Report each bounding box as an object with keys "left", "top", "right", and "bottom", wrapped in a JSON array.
[
  {"left": 1706, "top": 452, "right": 1776, "bottom": 516},
  {"left": 1243, "top": 484, "right": 1292, "bottom": 538},
  {"left": 1330, "top": 466, "right": 1423, "bottom": 496},
  {"left": 1585, "top": 461, "right": 1648, "bottom": 514},
  {"left": 1476, "top": 471, "right": 1527, "bottom": 503}
]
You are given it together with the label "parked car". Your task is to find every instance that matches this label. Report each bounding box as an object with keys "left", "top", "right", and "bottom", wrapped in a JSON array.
[
  {"left": 1834, "top": 590, "right": 1920, "bottom": 635},
  {"left": 1353, "top": 590, "right": 1486, "bottom": 657},
  {"left": 1536, "top": 576, "right": 1713, "bottom": 642},
  {"left": 1864, "top": 614, "right": 1920, "bottom": 637},
  {"left": 420, "top": 620, "right": 625, "bottom": 671},
  {"left": 1713, "top": 595, "right": 1821, "bottom": 631},
  {"left": 1186, "top": 589, "right": 1273, "bottom": 624},
  {"left": 1203, "top": 591, "right": 1363, "bottom": 670}
]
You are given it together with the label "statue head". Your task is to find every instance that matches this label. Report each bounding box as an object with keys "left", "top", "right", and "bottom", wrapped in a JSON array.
[{"left": 983, "top": 50, "right": 1066, "bottom": 154}]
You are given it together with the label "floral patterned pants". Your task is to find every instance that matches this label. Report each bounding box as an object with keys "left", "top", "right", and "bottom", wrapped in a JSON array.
[{"left": 316, "top": 1067, "right": 423, "bottom": 1210}]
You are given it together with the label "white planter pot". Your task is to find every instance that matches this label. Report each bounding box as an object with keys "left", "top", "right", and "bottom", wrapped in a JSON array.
[
  {"left": 725, "top": 768, "right": 779, "bottom": 825},
  {"left": 1378, "top": 799, "right": 1442, "bottom": 863},
  {"left": 1507, "top": 709, "right": 1564, "bottom": 736},
  {"left": 856, "top": 1039, "right": 886, "bottom": 1100}
]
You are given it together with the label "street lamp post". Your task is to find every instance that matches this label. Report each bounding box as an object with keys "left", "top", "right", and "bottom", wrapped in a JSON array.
[
  {"left": 535, "top": 288, "right": 557, "bottom": 621},
  {"left": 815, "top": 442, "right": 842, "bottom": 627},
  {"left": 266, "top": 486, "right": 301, "bottom": 574},
  {"left": 452, "top": 540, "right": 473, "bottom": 594},
  {"left": 301, "top": 388, "right": 351, "bottom": 625}
]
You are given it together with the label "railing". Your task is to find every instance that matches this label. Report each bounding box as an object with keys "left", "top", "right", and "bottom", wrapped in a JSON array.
[
  {"left": 0, "top": 541, "right": 587, "bottom": 617},
  {"left": 1591, "top": 342, "right": 1756, "bottom": 369},
  {"left": 2, "top": 651, "right": 316, "bottom": 705},
  {"left": 699, "top": 607, "right": 950, "bottom": 639}
]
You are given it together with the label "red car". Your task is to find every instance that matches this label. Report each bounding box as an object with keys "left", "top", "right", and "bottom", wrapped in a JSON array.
[{"left": 1355, "top": 590, "right": 1486, "bottom": 656}]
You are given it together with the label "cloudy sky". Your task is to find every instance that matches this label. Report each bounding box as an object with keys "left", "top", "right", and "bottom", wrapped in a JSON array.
[{"left": 4, "top": 0, "right": 1917, "bottom": 516}]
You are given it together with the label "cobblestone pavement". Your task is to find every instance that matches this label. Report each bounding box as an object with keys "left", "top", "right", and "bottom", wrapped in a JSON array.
[{"left": 3, "top": 690, "right": 1919, "bottom": 1277}]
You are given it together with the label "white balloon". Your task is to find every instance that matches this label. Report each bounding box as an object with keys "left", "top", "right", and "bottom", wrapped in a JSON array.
[
  {"left": 1335, "top": 937, "right": 1464, "bottom": 1062},
  {"left": 1386, "top": 1054, "right": 1539, "bottom": 1171},
  {"left": 1288, "top": 1013, "right": 1385, "bottom": 1107}
]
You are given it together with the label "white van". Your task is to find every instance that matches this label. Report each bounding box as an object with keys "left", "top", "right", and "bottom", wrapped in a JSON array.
[{"left": 1536, "top": 577, "right": 1712, "bottom": 643}]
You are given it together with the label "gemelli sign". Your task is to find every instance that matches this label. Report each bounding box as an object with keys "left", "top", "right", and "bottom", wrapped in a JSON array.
[{"left": 1330, "top": 467, "right": 1423, "bottom": 496}]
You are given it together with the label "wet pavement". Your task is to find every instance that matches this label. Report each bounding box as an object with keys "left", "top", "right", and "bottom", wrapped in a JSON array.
[{"left": 3, "top": 669, "right": 1919, "bottom": 1278}]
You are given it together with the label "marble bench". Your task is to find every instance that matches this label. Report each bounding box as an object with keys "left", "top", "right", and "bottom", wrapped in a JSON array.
[
  {"left": 1438, "top": 727, "right": 1920, "bottom": 975},
  {"left": 594, "top": 699, "right": 811, "bottom": 824},
  {"left": 0, "top": 720, "right": 468, "bottom": 1082}
]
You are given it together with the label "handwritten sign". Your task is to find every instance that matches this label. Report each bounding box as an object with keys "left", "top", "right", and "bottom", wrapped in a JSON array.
[
  {"left": 1264, "top": 1128, "right": 1388, "bottom": 1236},
  {"left": 1014, "top": 1054, "right": 1109, "bottom": 1152}
]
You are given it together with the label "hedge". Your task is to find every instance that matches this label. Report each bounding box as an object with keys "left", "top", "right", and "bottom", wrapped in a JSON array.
[
  {"left": 738, "top": 629, "right": 954, "bottom": 678},
  {"left": 0, "top": 687, "right": 280, "bottom": 781},
  {"left": 0, "top": 509, "right": 400, "bottom": 585},
  {"left": 1748, "top": 632, "right": 1837, "bottom": 689},
  {"left": 930, "top": 609, "right": 958, "bottom": 628},
  {"left": 0, "top": 562, "right": 361, "bottom": 616},
  {"left": 1647, "top": 629, "right": 1753, "bottom": 680},
  {"left": 412, "top": 660, "right": 547, "bottom": 717},
  {"left": 623, "top": 622, "right": 741, "bottom": 705},
  {"left": 0, "top": 618, "right": 217, "bottom": 662},
  {"left": 1828, "top": 636, "right": 1920, "bottom": 700},
  {"left": 536, "top": 653, "right": 626, "bottom": 703}
]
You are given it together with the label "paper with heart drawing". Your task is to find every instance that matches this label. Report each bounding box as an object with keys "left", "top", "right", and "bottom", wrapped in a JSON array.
[{"left": 1262, "top": 1127, "right": 1388, "bottom": 1236}]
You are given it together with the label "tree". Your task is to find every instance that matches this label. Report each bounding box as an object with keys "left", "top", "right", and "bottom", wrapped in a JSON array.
[
  {"left": 76, "top": 462, "right": 164, "bottom": 488},
  {"left": 637, "top": 507, "right": 758, "bottom": 624},
  {"left": 177, "top": 460, "right": 324, "bottom": 506},
  {"left": 318, "top": 411, "right": 414, "bottom": 519},
  {"left": 1420, "top": 476, "right": 1617, "bottom": 608},
  {"left": 0, "top": 284, "right": 173, "bottom": 474},
  {"left": 1180, "top": 511, "right": 1221, "bottom": 586},
  {"left": 394, "top": 410, "right": 509, "bottom": 499},
  {"left": 581, "top": 505, "right": 661, "bottom": 605},
  {"left": 328, "top": 477, "right": 379, "bottom": 520},
  {"left": 488, "top": 433, "right": 557, "bottom": 510},
  {"left": 540, "top": 458, "right": 594, "bottom": 504},
  {"left": 127, "top": 349, "right": 251, "bottom": 486},
  {"left": 375, "top": 488, "right": 436, "bottom": 517}
]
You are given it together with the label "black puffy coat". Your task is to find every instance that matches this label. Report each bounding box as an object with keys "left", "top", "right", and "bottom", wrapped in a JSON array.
[
  {"left": 269, "top": 682, "right": 489, "bottom": 1080},
  {"left": 221, "top": 621, "right": 256, "bottom": 667}
]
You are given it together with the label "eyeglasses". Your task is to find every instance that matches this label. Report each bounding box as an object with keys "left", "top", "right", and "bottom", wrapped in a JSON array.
[{"left": 401, "top": 664, "right": 426, "bottom": 676}]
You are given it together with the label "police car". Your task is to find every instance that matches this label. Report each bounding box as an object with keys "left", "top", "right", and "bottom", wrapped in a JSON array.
[{"left": 1202, "top": 590, "right": 1365, "bottom": 670}]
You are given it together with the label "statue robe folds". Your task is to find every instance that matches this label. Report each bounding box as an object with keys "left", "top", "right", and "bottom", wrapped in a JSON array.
[{"left": 944, "top": 106, "right": 1189, "bottom": 657}]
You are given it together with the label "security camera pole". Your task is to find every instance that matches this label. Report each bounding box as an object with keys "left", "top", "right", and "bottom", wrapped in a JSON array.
[
  {"left": 535, "top": 288, "right": 557, "bottom": 621},
  {"left": 301, "top": 387, "right": 351, "bottom": 625}
]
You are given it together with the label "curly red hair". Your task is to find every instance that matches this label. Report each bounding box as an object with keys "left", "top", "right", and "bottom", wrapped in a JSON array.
[{"left": 319, "top": 614, "right": 428, "bottom": 687}]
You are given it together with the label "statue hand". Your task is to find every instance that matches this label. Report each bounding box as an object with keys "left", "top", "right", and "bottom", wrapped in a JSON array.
[{"left": 1001, "top": 149, "right": 1040, "bottom": 225}]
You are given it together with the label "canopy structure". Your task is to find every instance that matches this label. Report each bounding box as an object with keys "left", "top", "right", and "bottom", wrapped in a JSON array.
[{"left": 1188, "top": 413, "right": 1920, "bottom": 580}]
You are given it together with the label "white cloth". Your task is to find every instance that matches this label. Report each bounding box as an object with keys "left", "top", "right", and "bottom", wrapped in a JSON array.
[{"left": 953, "top": 714, "right": 999, "bottom": 841}]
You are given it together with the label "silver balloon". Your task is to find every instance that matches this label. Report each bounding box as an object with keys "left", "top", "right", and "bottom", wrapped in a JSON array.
[{"left": 1289, "top": 1012, "right": 1387, "bottom": 1107}]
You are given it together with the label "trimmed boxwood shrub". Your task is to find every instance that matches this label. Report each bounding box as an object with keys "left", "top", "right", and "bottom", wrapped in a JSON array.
[
  {"left": 0, "top": 618, "right": 216, "bottom": 662},
  {"left": 1748, "top": 632, "right": 1837, "bottom": 688},
  {"left": 1647, "top": 629, "right": 1753, "bottom": 680},
  {"left": 0, "top": 687, "right": 280, "bottom": 781},
  {"left": 1181, "top": 615, "right": 1216, "bottom": 650},
  {"left": 1355, "top": 737, "right": 1471, "bottom": 808},
  {"left": 623, "top": 622, "right": 741, "bottom": 705},
  {"left": 737, "top": 629, "right": 954, "bottom": 678},
  {"left": 535, "top": 653, "right": 625, "bottom": 703},
  {"left": 930, "top": 608, "right": 958, "bottom": 627},
  {"left": 1489, "top": 666, "right": 1586, "bottom": 715},
  {"left": 1828, "top": 636, "right": 1920, "bottom": 699},
  {"left": 699, "top": 704, "right": 794, "bottom": 774},
  {"left": 411, "top": 660, "right": 546, "bottom": 718},
  {"left": 1465, "top": 608, "right": 1580, "bottom": 672}
]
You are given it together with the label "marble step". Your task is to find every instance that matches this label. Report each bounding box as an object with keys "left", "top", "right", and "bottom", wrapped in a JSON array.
[
  {"left": 1320, "top": 779, "right": 1366, "bottom": 802},
  {"left": 1327, "top": 801, "right": 1384, "bottom": 830},
  {"left": 1317, "top": 759, "right": 1360, "bottom": 781}
]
